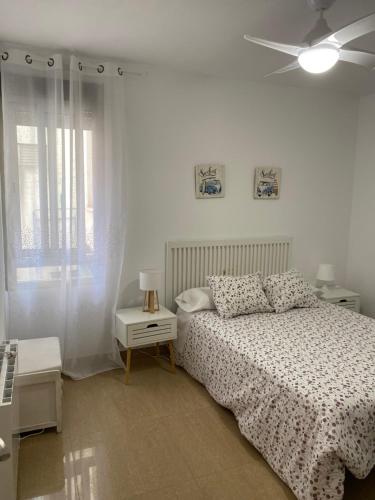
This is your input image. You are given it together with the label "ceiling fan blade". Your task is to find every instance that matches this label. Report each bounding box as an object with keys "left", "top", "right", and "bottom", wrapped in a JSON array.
[
  {"left": 315, "top": 12, "right": 375, "bottom": 47},
  {"left": 243, "top": 35, "right": 302, "bottom": 56},
  {"left": 339, "top": 48, "right": 375, "bottom": 69},
  {"left": 264, "top": 60, "right": 300, "bottom": 77}
]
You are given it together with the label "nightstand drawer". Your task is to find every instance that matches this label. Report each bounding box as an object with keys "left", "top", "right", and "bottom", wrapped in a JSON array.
[
  {"left": 328, "top": 297, "right": 360, "bottom": 312},
  {"left": 127, "top": 319, "right": 177, "bottom": 347}
]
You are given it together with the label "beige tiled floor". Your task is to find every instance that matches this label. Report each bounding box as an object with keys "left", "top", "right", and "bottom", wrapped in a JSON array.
[{"left": 18, "top": 350, "right": 375, "bottom": 500}]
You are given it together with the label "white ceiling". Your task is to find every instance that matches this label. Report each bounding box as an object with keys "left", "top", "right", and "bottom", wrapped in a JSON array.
[{"left": 1, "top": 0, "right": 375, "bottom": 95}]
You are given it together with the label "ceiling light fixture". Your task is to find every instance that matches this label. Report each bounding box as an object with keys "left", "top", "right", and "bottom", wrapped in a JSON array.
[
  {"left": 298, "top": 44, "right": 339, "bottom": 73},
  {"left": 243, "top": 0, "right": 375, "bottom": 77}
]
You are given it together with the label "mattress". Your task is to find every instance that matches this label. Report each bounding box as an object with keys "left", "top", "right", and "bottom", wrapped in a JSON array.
[
  {"left": 176, "top": 303, "right": 375, "bottom": 500},
  {"left": 175, "top": 308, "right": 194, "bottom": 364}
]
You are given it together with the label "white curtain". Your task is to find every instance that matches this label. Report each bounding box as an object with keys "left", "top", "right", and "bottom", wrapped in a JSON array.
[{"left": 0, "top": 48, "right": 126, "bottom": 378}]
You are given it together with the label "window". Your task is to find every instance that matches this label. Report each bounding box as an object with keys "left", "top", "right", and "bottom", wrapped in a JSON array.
[{"left": 12, "top": 118, "right": 95, "bottom": 285}]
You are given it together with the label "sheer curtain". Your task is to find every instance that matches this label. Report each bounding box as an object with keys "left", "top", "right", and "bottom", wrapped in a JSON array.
[{"left": 0, "top": 48, "right": 126, "bottom": 378}]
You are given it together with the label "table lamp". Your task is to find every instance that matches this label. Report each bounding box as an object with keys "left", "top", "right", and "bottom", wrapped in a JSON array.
[
  {"left": 316, "top": 264, "right": 335, "bottom": 290},
  {"left": 139, "top": 269, "right": 161, "bottom": 313}
]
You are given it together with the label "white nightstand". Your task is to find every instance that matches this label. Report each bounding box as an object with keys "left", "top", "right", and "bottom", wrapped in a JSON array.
[
  {"left": 319, "top": 287, "right": 360, "bottom": 313},
  {"left": 115, "top": 305, "right": 177, "bottom": 384}
]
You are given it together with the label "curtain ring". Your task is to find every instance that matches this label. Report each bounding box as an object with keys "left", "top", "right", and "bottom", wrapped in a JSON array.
[
  {"left": 78, "top": 61, "right": 83, "bottom": 71},
  {"left": 25, "top": 54, "right": 32, "bottom": 64},
  {"left": 97, "top": 64, "right": 104, "bottom": 74},
  {"left": 47, "top": 57, "right": 54, "bottom": 67},
  {"left": 117, "top": 67, "right": 124, "bottom": 76},
  {"left": 1, "top": 51, "right": 9, "bottom": 61}
]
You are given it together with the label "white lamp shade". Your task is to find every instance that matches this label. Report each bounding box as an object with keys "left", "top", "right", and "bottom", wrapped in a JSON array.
[
  {"left": 139, "top": 270, "right": 162, "bottom": 291},
  {"left": 316, "top": 264, "right": 335, "bottom": 283}
]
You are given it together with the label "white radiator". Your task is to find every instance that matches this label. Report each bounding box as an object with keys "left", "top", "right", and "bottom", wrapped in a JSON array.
[{"left": 0, "top": 340, "right": 19, "bottom": 500}]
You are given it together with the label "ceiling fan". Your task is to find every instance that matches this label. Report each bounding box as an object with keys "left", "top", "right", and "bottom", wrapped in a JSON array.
[{"left": 244, "top": 0, "right": 375, "bottom": 76}]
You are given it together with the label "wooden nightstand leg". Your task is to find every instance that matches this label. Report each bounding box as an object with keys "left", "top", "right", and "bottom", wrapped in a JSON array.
[
  {"left": 168, "top": 340, "right": 176, "bottom": 373},
  {"left": 125, "top": 348, "right": 132, "bottom": 385},
  {"left": 155, "top": 342, "right": 160, "bottom": 357}
]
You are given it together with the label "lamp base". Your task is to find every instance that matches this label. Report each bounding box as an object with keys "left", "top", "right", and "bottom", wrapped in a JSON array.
[
  {"left": 320, "top": 284, "right": 337, "bottom": 292},
  {"left": 143, "top": 290, "right": 159, "bottom": 313},
  {"left": 316, "top": 280, "right": 335, "bottom": 290}
]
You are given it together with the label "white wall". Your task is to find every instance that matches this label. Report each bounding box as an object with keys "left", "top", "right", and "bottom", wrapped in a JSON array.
[
  {"left": 346, "top": 94, "right": 375, "bottom": 317},
  {"left": 0, "top": 104, "right": 6, "bottom": 341},
  {"left": 120, "top": 68, "right": 358, "bottom": 307}
]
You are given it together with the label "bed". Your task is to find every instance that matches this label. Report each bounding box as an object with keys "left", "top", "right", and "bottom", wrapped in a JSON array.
[{"left": 165, "top": 238, "right": 375, "bottom": 500}]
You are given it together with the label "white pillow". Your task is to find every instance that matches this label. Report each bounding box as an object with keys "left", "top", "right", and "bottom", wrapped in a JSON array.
[{"left": 175, "top": 287, "right": 216, "bottom": 313}]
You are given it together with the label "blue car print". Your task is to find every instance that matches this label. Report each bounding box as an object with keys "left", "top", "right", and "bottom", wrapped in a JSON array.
[
  {"left": 200, "top": 179, "right": 222, "bottom": 195},
  {"left": 257, "top": 181, "right": 274, "bottom": 197}
]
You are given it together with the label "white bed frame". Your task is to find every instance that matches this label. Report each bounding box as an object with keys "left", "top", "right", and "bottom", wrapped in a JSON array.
[{"left": 165, "top": 236, "right": 292, "bottom": 310}]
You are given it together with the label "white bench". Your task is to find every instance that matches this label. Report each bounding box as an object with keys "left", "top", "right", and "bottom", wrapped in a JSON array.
[{"left": 16, "top": 337, "right": 62, "bottom": 433}]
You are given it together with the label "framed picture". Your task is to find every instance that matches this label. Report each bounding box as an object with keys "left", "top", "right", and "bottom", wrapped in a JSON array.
[
  {"left": 195, "top": 164, "right": 225, "bottom": 199},
  {"left": 254, "top": 167, "right": 281, "bottom": 199}
]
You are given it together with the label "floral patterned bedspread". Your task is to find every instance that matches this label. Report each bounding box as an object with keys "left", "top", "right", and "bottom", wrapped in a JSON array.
[{"left": 178, "top": 303, "right": 375, "bottom": 500}]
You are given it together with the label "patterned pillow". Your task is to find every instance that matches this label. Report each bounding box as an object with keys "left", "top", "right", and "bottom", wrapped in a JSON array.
[
  {"left": 263, "top": 269, "right": 320, "bottom": 313},
  {"left": 207, "top": 273, "right": 273, "bottom": 319}
]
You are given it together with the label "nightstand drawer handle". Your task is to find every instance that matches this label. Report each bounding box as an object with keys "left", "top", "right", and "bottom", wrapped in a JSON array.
[
  {"left": 339, "top": 299, "right": 348, "bottom": 303},
  {"left": 147, "top": 323, "right": 159, "bottom": 328}
]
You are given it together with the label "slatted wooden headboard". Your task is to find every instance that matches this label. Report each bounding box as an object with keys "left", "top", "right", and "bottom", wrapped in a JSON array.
[{"left": 165, "top": 236, "right": 292, "bottom": 310}]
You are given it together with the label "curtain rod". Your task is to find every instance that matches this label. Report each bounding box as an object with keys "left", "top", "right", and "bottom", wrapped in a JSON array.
[{"left": 0, "top": 47, "right": 144, "bottom": 78}]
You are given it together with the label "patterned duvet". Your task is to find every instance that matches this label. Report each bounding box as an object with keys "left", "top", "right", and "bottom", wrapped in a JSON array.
[{"left": 177, "top": 303, "right": 375, "bottom": 500}]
